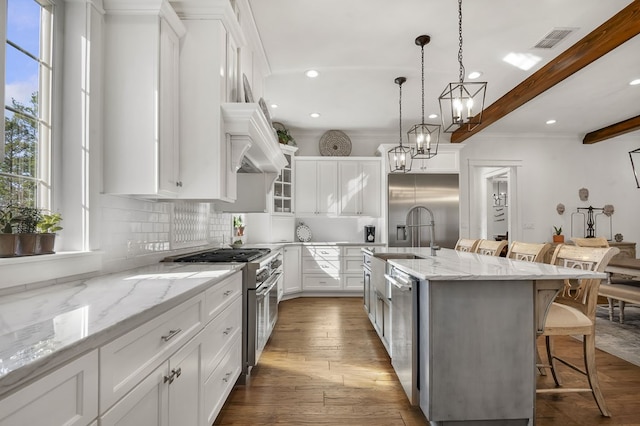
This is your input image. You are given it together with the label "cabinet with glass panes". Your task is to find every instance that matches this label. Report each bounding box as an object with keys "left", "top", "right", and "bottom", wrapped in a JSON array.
[{"left": 272, "top": 145, "right": 298, "bottom": 214}]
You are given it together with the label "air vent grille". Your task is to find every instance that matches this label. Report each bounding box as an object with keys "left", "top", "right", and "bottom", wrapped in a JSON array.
[{"left": 534, "top": 28, "right": 577, "bottom": 49}]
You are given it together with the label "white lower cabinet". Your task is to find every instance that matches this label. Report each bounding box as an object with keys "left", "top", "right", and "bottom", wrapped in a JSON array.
[
  {"left": 0, "top": 350, "right": 98, "bottom": 426},
  {"left": 203, "top": 335, "right": 241, "bottom": 425},
  {"left": 300, "top": 245, "right": 378, "bottom": 293},
  {"left": 283, "top": 245, "right": 302, "bottom": 295}
]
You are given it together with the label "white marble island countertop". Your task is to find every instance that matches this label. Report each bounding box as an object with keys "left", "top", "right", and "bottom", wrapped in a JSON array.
[
  {"left": 0, "top": 262, "right": 242, "bottom": 397},
  {"left": 373, "top": 247, "right": 607, "bottom": 281}
]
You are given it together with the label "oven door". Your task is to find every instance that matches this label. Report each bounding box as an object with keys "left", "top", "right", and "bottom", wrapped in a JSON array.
[{"left": 254, "top": 271, "right": 281, "bottom": 364}]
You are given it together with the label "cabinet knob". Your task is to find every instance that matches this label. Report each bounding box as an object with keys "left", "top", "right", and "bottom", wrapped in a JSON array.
[{"left": 222, "top": 372, "right": 233, "bottom": 383}]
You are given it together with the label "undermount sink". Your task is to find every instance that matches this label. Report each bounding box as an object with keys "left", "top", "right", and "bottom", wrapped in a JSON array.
[{"left": 373, "top": 253, "right": 423, "bottom": 261}]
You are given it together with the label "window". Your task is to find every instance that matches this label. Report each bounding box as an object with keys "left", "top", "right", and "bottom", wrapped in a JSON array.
[{"left": 1, "top": 0, "right": 53, "bottom": 209}]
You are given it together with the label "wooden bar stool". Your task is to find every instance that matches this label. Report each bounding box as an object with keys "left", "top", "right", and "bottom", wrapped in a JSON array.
[
  {"left": 537, "top": 244, "right": 619, "bottom": 417},
  {"left": 454, "top": 238, "right": 480, "bottom": 253},
  {"left": 506, "top": 241, "right": 550, "bottom": 262},
  {"left": 474, "top": 239, "right": 508, "bottom": 256}
]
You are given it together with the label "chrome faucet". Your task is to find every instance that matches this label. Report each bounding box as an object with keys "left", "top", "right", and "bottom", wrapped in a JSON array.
[{"left": 405, "top": 205, "right": 440, "bottom": 256}]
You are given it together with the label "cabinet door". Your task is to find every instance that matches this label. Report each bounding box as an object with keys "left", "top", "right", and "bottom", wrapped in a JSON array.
[
  {"left": 294, "top": 160, "right": 318, "bottom": 215},
  {"left": 283, "top": 246, "right": 302, "bottom": 294},
  {"left": 168, "top": 336, "right": 202, "bottom": 426},
  {"left": 158, "top": 18, "right": 181, "bottom": 195},
  {"left": 317, "top": 161, "right": 338, "bottom": 215},
  {"left": 100, "top": 363, "right": 169, "bottom": 426},
  {"left": 359, "top": 161, "right": 381, "bottom": 217},
  {"left": 0, "top": 350, "right": 98, "bottom": 426},
  {"left": 338, "top": 162, "right": 360, "bottom": 215}
]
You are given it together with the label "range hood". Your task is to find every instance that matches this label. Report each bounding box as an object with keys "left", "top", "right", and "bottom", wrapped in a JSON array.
[{"left": 221, "top": 103, "right": 287, "bottom": 174}]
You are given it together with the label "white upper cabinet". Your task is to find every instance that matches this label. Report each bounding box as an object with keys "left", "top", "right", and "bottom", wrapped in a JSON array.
[
  {"left": 103, "top": 1, "right": 185, "bottom": 198},
  {"left": 338, "top": 159, "right": 381, "bottom": 217},
  {"left": 295, "top": 159, "right": 338, "bottom": 216}
]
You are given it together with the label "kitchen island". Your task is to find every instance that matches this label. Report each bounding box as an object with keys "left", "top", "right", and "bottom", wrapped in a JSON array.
[{"left": 368, "top": 247, "right": 606, "bottom": 426}]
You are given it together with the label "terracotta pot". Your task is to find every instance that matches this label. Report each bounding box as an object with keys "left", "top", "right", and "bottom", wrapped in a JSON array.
[
  {"left": 36, "top": 233, "right": 56, "bottom": 254},
  {"left": 0, "top": 234, "right": 18, "bottom": 257},
  {"left": 552, "top": 234, "right": 565, "bottom": 243},
  {"left": 16, "top": 233, "right": 38, "bottom": 256}
]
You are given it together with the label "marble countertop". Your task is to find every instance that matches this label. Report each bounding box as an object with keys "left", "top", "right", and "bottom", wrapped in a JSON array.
[
  {"left": 0, "top": 262, "right": 243, "bottom": 397},
  {"left": 371, "top": 247, "right": 607, "bottom": 281}
]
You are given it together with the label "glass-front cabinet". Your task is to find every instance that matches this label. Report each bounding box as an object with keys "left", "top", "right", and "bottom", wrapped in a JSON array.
[{"left": 273, "top": 145, "right": 298, "bottom": 214}]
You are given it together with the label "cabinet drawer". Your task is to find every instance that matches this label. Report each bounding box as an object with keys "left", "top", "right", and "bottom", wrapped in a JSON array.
[
  {"left": 343, "top": 246, "right": 369, "bottom": 257},
  {"left": 303, "top": 275, "right": 341, "bottom": 290},
  {"left": 202, "top": 296, "right": 242, "bottom": 379},
  {"left": 205, "top": 271, "right": 242, "bottom": 322},
  {"left": 342, "top": 257, "right": 363, "bottom": 274},
  {"left": 100, "top": 295, "right": 204, "bottom": 410},
  {"left": 343, "top": 274, "right": 364, "bottom": 291},
  {"left": 302, "top": 258, "right": 340, "bottom": 275},
  {"left": 203, "top": 335, "right": 242, "bottom": 425},
  {"left": 0, "top": 350, "right": 98, "bottom": 426},
  {"left": 303, "top": 246, "right": 340, "bottom": 258}
]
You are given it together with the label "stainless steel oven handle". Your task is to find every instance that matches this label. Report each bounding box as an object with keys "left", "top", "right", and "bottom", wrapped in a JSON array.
[
  {"left": 384, "top": 273, "right": 412, "bottom": 291},
  {"left": 256, "top": 272, "right": 282, "bottom": 297}
]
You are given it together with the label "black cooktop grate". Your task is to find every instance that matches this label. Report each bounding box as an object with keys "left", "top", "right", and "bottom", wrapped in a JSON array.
[{"left": 172, "top": 248, "right": 271, "bottom": 263}]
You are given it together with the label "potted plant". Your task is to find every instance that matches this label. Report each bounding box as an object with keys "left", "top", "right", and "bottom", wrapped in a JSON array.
[
  {"left": 14, "top": 206, "right": 42, "bottom": 256},
  {"left": 276, "top": 128, "right": 296, "bottom": 146},
  {"left": 36, "top": 212, "right": 63, "bottom": 254},
  {"left": 0, "top": 205, "right": 18, "bottom": 257},
  {"left": 553, "top": 226, "right": 564, "bottom": 243},
  {"left": 233, "top": 216, "right": 245, "bottom": 236}
]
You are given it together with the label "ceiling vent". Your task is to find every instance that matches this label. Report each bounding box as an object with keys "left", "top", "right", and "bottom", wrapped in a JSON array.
[{"left": 534, "top": 27, "right": 577, "bottom": 49}]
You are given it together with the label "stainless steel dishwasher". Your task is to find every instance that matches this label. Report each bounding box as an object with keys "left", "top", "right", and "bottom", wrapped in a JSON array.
[{"left": 385, "top": 263, "right": 419, "bottom": 405}]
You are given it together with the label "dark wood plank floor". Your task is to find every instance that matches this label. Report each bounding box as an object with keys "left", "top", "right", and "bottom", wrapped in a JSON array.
[{"left": 214, "top": 297, "right": 640, "bottom": 425}]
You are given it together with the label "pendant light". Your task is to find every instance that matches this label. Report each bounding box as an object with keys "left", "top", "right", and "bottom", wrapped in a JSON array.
[
  {"left": 388, "top": 77, "right": 412, "bottom": 173},
  {"left": 438, "top": 0, "right": 487, "bottom": 133},
  {"left": 408, "top": 35, "right": 440, "bottom": 160},
  {"left": 630, "top": 148, "right": 640, "bottom": 188}
]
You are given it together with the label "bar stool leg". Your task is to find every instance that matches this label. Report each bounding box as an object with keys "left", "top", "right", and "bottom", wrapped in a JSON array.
[
  {"left": 545, "top": 335, "right": 561, "bottom": 386},
  {"left": 584, "top": 334, "right": 611, "bottom": 417}
]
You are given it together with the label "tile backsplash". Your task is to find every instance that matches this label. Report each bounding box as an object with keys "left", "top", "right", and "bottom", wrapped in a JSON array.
[{"left": 100, "top": 195, "right": 232, "bottom": 272}]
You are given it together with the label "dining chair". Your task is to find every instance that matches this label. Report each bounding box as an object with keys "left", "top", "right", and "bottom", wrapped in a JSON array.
[
  {"left": 506, "top": 241, "right": 550, "bottom": 262},
  {"left": 454, "top": 238, "right": 480, "bottom": 253},
  {"left": 537, "top": 244, "right": 619, "bottom": 417},
  {"left": 474, "top": 239, "right": 508, "bottom": 256}
]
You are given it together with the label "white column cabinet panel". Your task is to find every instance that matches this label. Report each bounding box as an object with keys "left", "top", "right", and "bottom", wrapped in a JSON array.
[
  {"left": 103, "top": 3, "right": 185, "bottom": 197},
  {"left": 283, "top": 245, "right": 302, "bottom": 295}
]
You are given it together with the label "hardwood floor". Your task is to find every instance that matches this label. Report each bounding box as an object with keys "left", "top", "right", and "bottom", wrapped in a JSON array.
[{"left": 214, "top": 297, "right": 640, "bottom": 426}]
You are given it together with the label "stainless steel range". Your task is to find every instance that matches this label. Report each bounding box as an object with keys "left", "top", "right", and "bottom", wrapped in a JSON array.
[{"left": 162, "top": 247, "right": 283, "bottom": 381}]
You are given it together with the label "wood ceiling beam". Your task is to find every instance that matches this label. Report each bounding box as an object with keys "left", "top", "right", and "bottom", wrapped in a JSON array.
[
  {"left": 583, "top": 115, "right": 640, "bottom": 144},
  {"left": 450, "top": 0, "right": 640, "bottom": 144}
]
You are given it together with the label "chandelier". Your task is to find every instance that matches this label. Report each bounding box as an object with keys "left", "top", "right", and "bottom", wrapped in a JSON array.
[
  {"left": 438, "top": 0, "right": 487, "bottom": 133},
  {"left": 388, "top": 77, "right": 412, "bottom": 173},
  {"left": 408, "top": 35, "right": 440, "bottom": 160},
  {"left": 630, "top": 148, "right": 640, "bottom": 188}
]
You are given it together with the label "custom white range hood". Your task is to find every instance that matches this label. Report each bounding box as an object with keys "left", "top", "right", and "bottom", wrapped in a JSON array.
[{"left": 221, "top": 103, "right": 287, "bottom": 174}]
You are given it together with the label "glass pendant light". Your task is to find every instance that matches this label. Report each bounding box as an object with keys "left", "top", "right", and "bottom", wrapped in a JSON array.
[
  {"left": 439, "top": 0, "right": 487, "bottom": 133},
  {"left": 408, "top": 35, "right": 440, "bottom": 160},
  {"left": 388, "top": 77, "right": 412, "bottom": 173}
]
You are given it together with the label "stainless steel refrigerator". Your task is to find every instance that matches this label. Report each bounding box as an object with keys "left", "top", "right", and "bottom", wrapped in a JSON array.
[{"left": 388, "top": 174, "right": 459, "bottom": 249}]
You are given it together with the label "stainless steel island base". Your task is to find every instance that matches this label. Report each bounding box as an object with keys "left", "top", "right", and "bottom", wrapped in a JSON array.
[{"left": 419, "top": 279, "right": 535, "bottom": 425}]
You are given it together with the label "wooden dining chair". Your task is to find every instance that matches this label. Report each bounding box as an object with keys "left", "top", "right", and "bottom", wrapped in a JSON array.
[
  {"left": 454, "top": 238, "right": 480, "bottom": 253},
  {"left": 474, "top": 239, "right": 508, "bottom": 256},
  {"left": 537, "top": 244, "right": 619, "bottom": 417},
  {"left": 506, "top": 241, "right": 550, "bottom": 263}
]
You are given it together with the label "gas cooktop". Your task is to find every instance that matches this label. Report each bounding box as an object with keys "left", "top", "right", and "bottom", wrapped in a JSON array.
[{"left": 167, "top": 248, "right": 271, "bottom": 263}]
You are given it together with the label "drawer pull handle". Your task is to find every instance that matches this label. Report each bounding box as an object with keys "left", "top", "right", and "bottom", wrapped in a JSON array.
[
  {"left": 223, "top": 290, "right": 233, "bottom": 296},
  {"left": 222, "top": 372, "right": 233, "bottom": 383},
  {"left": 223, "top": 327, "right": 233, "bottom": 335},
  {"left": 161, "top": 328, "right": 182, "bottom": 342},
  {"left": 164, "top": 367, "right": 182, "bottom": 384},
  {"left": 173, "top": 367, "right": 182, "bottom": 378}
]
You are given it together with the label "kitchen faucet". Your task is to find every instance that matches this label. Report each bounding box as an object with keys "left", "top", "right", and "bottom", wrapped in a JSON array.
[{"left": 405, "top": 205, "right": 440, "bottom": 256}]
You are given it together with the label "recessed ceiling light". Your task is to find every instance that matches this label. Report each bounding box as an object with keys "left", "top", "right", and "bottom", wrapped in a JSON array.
[
  {"left": 310, "top": 112, "right": 321, "bottom": 118},
  {"left": 428, "top": 113, "right": 438, "bottom": 119},
  {"left": 503, "top": 52, "right": 542, "bottom": 71},
  {"left": 468, "top": 71, "right": 482, "bottom": 80},
  {"left": 630, "top": 79, "right": 640, "bottom": 86},
  {"left": 305, "top": 70, "right": 319, "bottom": 78},
  {"left": 546, "top": 119, "right": 556, "bottom": 125},
  {"left": 270, "top": 104, "right": 278, "bottom": 109}
]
